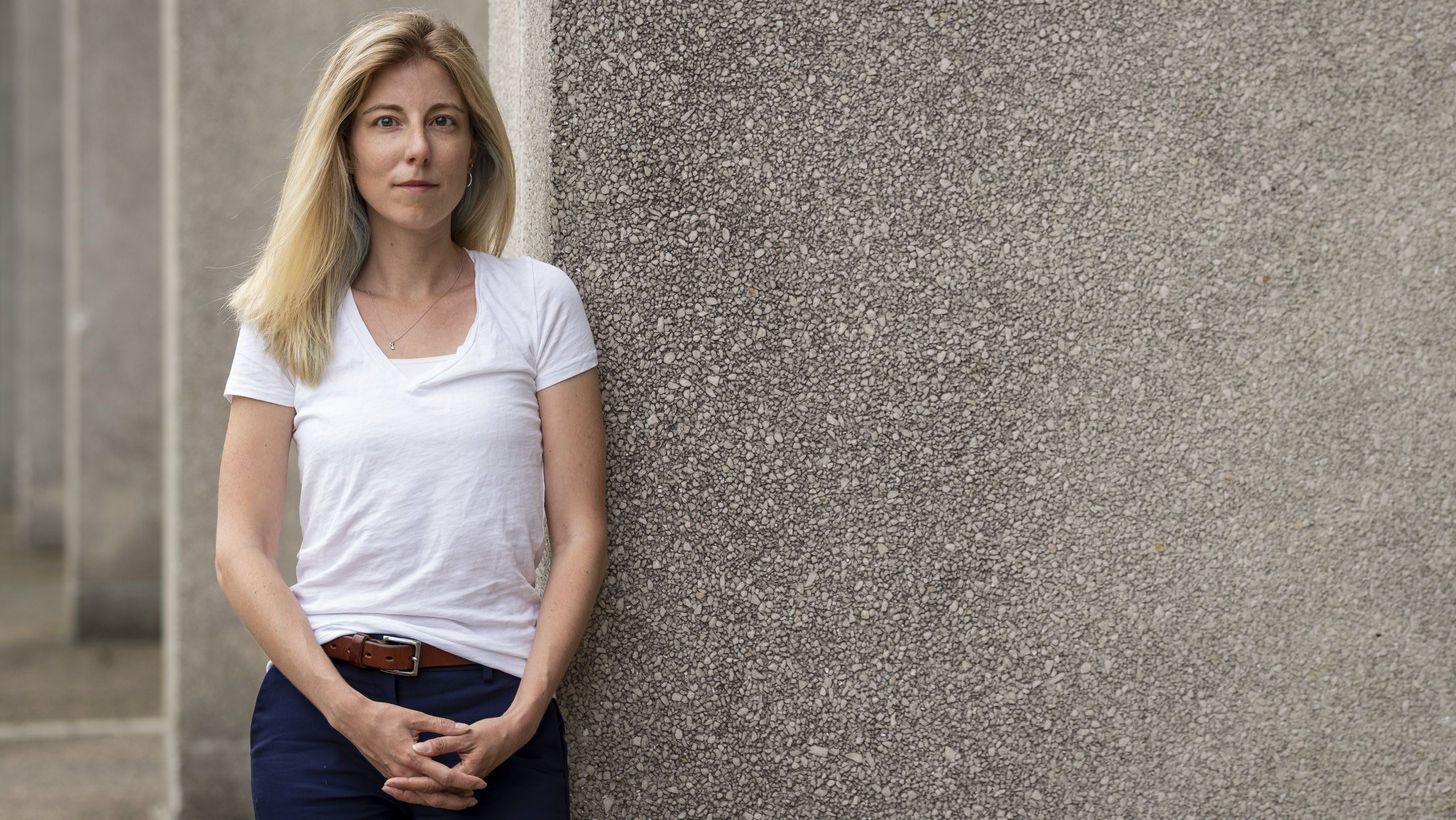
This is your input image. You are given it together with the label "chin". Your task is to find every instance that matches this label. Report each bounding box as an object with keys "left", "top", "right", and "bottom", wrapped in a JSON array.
[{"left": 371, "top": 209, "right": 456, "bottom": 235}]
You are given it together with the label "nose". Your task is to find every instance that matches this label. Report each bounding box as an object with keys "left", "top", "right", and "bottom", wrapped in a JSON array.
[{"left": 406, "top": 123, "right": 431, "bottom": 165}]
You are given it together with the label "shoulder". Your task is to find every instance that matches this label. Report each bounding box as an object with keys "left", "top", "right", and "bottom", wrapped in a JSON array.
[
  {"left": 471, "top": 251, "right": 584, "bottom": 302},
  {"left": 477, "top": 252, "right": 574, "bottom": 284},
  {"left": 224, "top": 318, "right": 297, "bottom": 405},
  {"left": 234, "top": 319, "right": 283, "bottom": 366}
]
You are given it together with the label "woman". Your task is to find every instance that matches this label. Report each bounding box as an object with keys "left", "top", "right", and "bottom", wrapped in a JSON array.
[{"left": 215, "top": 10, "right": 606, "bottom": 818}]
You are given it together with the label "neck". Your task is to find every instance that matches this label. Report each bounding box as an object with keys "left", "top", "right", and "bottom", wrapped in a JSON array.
[{"left": 355, "top": 223, "right": 464, "bottom": 301}]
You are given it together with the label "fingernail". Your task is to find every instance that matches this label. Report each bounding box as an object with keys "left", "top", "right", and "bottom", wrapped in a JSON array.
[
  {"left": 412, "top": 741, "right": 429, "bottom": 753},
  {"left": 454, "top": 722, "right": 470, "bottom": 730}
]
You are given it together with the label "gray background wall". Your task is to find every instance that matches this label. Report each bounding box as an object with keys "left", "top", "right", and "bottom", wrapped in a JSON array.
[
  {"left": 550, "top": 1, "right": 1455, "bottom": 817},
  {"left": 12, "top": 0, "right": 65, "bottom": 557},
  {"left": 65, "top": 0, "right": 164, "bottom": 638},
  {"left": 0, "top": 0, "right": 13, "bottom": 502}
]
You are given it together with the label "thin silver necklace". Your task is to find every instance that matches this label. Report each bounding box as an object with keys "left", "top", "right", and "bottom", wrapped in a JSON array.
[{"left": 358, "top": 248, "right": 468, "bottom": 352}]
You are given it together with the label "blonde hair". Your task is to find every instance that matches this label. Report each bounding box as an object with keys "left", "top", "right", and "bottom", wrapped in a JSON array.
[{"left": 230, "top": 10, "right": 514, "bottom": 385}]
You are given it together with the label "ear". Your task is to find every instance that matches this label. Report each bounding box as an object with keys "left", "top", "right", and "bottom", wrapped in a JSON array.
[{"left": 339, "top": 124, "right": 356, "bottom": 173}]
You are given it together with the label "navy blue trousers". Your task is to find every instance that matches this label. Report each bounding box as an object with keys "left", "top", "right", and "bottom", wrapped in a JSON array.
[{"left": 250, "top": 658, "right": 569, "bottom": 819}]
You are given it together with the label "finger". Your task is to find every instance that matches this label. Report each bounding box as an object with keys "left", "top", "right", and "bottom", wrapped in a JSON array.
[
  {"left": 408, "top": 713, "right": 472, "bottom": 737},
  {"left": 384, "top": 774, "right": 480, "bottom": 795},
  {"left": 382, "top": 783, "right": 477, "bottom": 810},
  {"left": 412, "top": 733, "right": 472, "bottom": 757},
  {"left": 404, "top": 754, "right": 487, "bottom": 791}
]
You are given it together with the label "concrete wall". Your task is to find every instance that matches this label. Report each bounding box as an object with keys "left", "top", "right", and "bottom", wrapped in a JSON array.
[
  {"left": 63, "top": 0, "right": 163, "bottom": 638},
  {"left": 0, "top": 0, "right": 1389, "bottom": 815},
  {"left": 11, "top": 0, "right": 65, "bottom": 555},
  {"left": 0, "top": 0, "right": 14, "bottom": 508},
  {"left": 550, "top": 1, "right": 1456, "bottom": 817}
]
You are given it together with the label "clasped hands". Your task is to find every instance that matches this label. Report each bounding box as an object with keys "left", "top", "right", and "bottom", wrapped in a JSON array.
[{"left": 335, "top": 699, "right": 534, "bottom": 811}]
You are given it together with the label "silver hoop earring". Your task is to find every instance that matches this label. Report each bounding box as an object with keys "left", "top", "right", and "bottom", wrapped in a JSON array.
[{"left": 466, "top": 171, "right": 474, "bottom": 188}]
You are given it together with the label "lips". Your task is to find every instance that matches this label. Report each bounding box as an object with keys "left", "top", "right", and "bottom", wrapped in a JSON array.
[{"left": 397, "top": 180, "right": 438, "bottom": 191}]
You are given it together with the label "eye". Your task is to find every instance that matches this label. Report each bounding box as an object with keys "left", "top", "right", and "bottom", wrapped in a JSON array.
[
  {"left": 375, "top": 115, "right": 397, "bottom": 128},
  {"left": 432, "top": 115, "right": 456, "bottom": 127}
]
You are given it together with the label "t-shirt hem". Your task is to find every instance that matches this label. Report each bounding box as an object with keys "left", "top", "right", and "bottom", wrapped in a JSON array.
[
  {"left": 223, "top": 386, "right": 295, "bottom": 408},
  {"left": 535, "top": 354, "right": 599, "bottom": 392}
]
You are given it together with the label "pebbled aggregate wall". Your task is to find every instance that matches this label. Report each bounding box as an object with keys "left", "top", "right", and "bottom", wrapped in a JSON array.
[{"left": 549, "top": 1, "right": 1456, "bottom": 817}]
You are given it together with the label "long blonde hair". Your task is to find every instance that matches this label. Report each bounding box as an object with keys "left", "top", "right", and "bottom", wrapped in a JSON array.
[{"left": 230, "top": 10, "right": 514, "bottom": 385}]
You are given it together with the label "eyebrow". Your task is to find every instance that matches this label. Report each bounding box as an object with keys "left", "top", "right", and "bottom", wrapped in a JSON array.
[{"left": 358, "top": 102, "right": 466, "bottom": 116}]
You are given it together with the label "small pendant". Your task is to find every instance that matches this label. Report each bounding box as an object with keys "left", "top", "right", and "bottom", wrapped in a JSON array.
[{"left": 389, "top": 342, "right": 396, "bottom": 350}]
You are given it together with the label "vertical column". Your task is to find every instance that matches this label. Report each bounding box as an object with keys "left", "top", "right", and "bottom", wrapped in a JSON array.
[
  {"left": 12, "top": 0, "right": 65, "bottom": 555},
  {"left": 484, "top": 0, "right": 553, "bottom": 260},
  {"left": 163, "top": 4, "right": 492, "bottom": 814},
  {"left": 61, "top": 0, "right": 163, "bottom": 638},
  {"left": 0, "top": 0, "right": 14, "bottom": 512}
]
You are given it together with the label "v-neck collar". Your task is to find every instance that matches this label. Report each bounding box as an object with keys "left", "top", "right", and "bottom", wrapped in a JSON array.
[{"left": 342, "top": 250, "right": 483, "bottom": 389}]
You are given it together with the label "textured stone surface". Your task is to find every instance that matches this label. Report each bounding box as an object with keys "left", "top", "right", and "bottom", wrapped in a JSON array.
[
  {"left": 65, "top": 0, "right": 163, "bottom": 639},
  {"left": 550, "top": 2, "right": 1456, "bottom": 816}
]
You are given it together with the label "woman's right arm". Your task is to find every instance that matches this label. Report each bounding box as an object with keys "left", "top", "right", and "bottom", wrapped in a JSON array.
[{"left": 215, "top": 396, "right": 484, "bottom": 808}]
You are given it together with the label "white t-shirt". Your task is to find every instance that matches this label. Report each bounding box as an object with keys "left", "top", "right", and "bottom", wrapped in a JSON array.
[
  {"left": 389, "top": 352, "right": 458, "bottom": 380},
  {"left": 224, "top": 251, "right": 598, "bottom": 677}
]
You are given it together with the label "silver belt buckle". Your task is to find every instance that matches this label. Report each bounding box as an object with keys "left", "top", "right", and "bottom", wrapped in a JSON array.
[{"left": 379, "top": 636, "right": 422, "bottom": 676}]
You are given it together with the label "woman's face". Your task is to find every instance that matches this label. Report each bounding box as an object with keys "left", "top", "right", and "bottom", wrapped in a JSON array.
[{"left": 347, "top": 57, "right": 474, "bottom": 238}]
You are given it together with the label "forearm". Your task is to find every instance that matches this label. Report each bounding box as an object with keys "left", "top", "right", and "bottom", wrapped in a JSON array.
[
  {"left": 383, "top": 544, "right": 605, "bottom": 798},
  {"left": 216, "top": 539, "right": 366, "bottom": 723},
  {"left": 504, "top": 537, "right": 608, "bottom": 728},
  {"left": 503, "top": 369, "right": 608, "bottom": 734}
]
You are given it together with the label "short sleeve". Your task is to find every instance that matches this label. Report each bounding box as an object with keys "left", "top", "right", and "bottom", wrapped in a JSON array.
[
  {"left": 532, "top": 260, "right": 599, "bottom": 391},
  {"left": 223, "top": 322, "right": 297, "bottom": 407}
]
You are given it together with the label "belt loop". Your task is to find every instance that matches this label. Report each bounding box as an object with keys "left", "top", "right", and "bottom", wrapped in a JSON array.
[{"left": 343, "top": 633, "right": 367, "bottom": 668}]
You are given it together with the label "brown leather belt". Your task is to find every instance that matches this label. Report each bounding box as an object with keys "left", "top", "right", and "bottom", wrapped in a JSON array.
[{"left": 322, "top": 633, "right": 474, "bottom": 677}]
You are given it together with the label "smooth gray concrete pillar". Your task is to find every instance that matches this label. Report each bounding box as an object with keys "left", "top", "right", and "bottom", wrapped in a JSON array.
[
  {"left": 484, "top": 0, "right": 552, "bottom": 260},
  {"left": 163, "top": 5, "right": 493, "bottom": 815},
  {"left": 0, "top": 0, "right": 15, "bottom": 509},
  {"left": 61, "top": 0, "right": 162, "bottom": 638},
  {"left": 12, "top": 0, "right": 65, "bottom": 555}
]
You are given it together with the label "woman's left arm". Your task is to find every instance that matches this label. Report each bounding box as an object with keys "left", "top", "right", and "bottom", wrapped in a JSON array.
[
  {"left": 506, "top": 365, "right": 610, "bottom": 728},
  {"left": 385, "top": 367, "right": 607, "bottom": 796}
]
